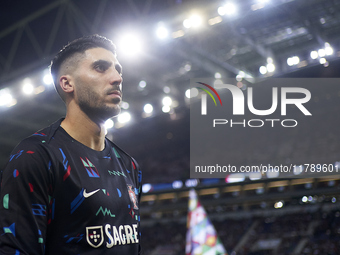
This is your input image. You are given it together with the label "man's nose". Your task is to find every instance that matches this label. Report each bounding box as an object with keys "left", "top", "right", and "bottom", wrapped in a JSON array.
[{"left": 109, "top": 69, "right": 123, "bottom": 86}]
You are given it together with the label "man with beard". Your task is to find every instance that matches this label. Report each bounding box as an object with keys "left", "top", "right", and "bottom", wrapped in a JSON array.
[{"left": 0, "top": 35, "right": 142, "bottom": 254}]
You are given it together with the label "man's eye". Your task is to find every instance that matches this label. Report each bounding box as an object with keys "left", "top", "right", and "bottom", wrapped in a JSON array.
[{"left": 95, "top": 65, "right": 107, "bottom": 72}]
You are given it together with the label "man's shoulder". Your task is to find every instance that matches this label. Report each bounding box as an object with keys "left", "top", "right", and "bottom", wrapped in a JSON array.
[{"left": 10, "top": 119, "right": 63, "bottom": 154}]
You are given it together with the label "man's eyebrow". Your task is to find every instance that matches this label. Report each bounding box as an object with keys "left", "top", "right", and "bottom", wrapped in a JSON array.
[{"left": 91, "top": 59, "right": 113, "bottom": 67}]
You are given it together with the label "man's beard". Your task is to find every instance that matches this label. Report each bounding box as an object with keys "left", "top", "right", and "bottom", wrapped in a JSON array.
[{"left": 77, "top": 89, "right": 121, "bottom": 122}]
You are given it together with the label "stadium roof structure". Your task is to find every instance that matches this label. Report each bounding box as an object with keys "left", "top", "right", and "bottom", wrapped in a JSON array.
[{"left": 1, "top": 0, "right": 340, "bottom": 167}]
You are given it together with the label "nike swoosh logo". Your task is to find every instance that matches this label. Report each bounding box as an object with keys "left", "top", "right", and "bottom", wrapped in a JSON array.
[{"left": 83, "top": 189, "right": 100, "bottom": 198}]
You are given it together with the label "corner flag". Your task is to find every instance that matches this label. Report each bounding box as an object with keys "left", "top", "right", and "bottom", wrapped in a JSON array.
[{"left": 185, "top": 189, "right": 228, "bottom": 255}]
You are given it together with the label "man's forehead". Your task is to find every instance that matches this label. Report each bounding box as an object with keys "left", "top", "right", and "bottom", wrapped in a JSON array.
[{"left": 83, "top": 47, "right": 119, "bottom": 63}]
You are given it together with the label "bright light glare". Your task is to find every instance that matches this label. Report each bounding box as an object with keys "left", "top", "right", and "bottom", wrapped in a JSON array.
[
  {"left": 225, "top": 173, "right": 245, "bottom": 183},
  {"left": 156, "top": 26, "right": 169, "bottom": 39},
  {"left": 0, "top": 89, "right": 13, "bottom": 106},
  {"left": 319, "top": 58, "right": 327, "bottom": 64},
  {"left": 104, "top": 119, "right": 114, "bottom": 129},
  {"left": 274, "top": 201, "right": 283, "bottom": 209},
  {"left": 208, "top": 16, "right": 223, "bottom": 26},
  {"left": 310, "top": 51, "right": 318, "bottom": 59},
  {"left": 143, "top": 104, "right": 153, "bottom": 113},
  {"left": 218, "top": 6, "right": 226, "bottom": 16},
  {"left": 215, "top": 72, "right": 222, "bottom": 79},
  {"left": 185, "top": 88, "right": 199, "bottom": 98},
  {"left": 183, "top": 14, "right": 203, "bottom": 28},
  {"left": 259, "top": 66, "right": 267, "bottom": 74},
  {"left": 121, "top": 101, "right": 129, "bottom": 109},
  {"left": 139, "top": 80, "right": 146, "bottom": 88},
  {"left": 119, "top": 33, "right": 143, "bottom": 56},
  {"left": 163, "top": 86, "right": 170, "bottom": 94},
  {"left": 162, "top": 105, "right": 170, "bottom": 113},
  {"left": 218, "top": 3, "right": 237, "bottom": 16},
  {"left": 118, "top": 112, "right": 131, "bottom": 123},
  {"left": 302, "top": 196, "right": 308, "bottom": 203},
  {"left": 183, "top": 19, "right": 191, "bottom": 28},
  {"left": 190, "top": 15, "right": 202, "bottom": 27},
  {"left": 23, "top": 82, "right": 34, "bottom": 95},
  {"left": 172, "top": 180, "right": 183, "bottom": 189},
  {"left": 287, "top": 56, "right": 300, "bottom": 66},
  {"left": 142, "top": 183, "right": 152, "bottom": 193},
  {"left": 266, "top": 63, "right": 275, "bottom": 73},
  {"left": 325, "top": 46, "right": 334, "bottom": 55},
  {"left": 43, "top": 73, "right": 53, "bottom": 85},
  {"left": 318, "top": 49, "right": 326, "bottom": 57},
  {"left": 162, "top": 96, "right": 172, "bottom": 106}
]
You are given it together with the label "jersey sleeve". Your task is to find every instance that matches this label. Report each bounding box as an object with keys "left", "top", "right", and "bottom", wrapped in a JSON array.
[{"left": 0, "top": 138, "right": 54, "bottom": 255}]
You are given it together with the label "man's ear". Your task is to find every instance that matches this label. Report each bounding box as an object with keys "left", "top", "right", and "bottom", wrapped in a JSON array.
[{"left": 59, "top": 75, "right": 74, "bottom": 94}]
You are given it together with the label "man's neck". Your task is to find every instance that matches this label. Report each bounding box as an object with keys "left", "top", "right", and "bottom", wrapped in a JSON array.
[{"left": 60, "top": 108, "right": 106, "bottom": 151}]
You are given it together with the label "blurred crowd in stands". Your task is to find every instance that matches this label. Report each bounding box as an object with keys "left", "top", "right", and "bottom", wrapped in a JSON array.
[{"left": 141, "top": 205, "right": 340, "bottom": 255}]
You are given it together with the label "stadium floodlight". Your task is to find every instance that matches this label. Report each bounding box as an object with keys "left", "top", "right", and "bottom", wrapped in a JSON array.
[
  {"left": 143, "top": 104, "right": 153, "bottom": 114},
  {"left": 0, "top": 88, "right": 13, "bottom": 107},
  {"left": 259, "top": 65, "right": 267, "bottom": 74},
  {"left": 121, "top": 101, "right": 129, "bottom": 109},
  {"left": 266, "top": 63, "right": 275, "bottom": 73},
  {"left": 172, "top": 180, "right": 183, "bottom": 189},
  {"left": 183, "top": 14, "right": 203, "bottom": 29},
  {"left": 287, "top": 56, "right": 300, "bottom": 66},
  {"left": 156, "top": 26, "right": 169, "bottom": 39},
  {"left": 142, "top": 183, "right": 152, "bottom": 193},
  {"left": 185, "top": 88, "right": 198, "bottom": 99},
  {"left": 218, "top": 2, "right": 237, "bottom": 16},
  {"left": 287, "top": 58, "right": 293, "bottom": 66},
  {"left": 163, "top": 86, "right": 170, "bottom": 94},
  {"left": 325, "top": 44, "right": 334, "bottom": 55},
  {"left": 117, "top": 112, "right": 131, "bottom": 123},
  {"left": 162, "top": 96, "right": 172, "bottom": 106},
  {"left": 183, "top": 19, "right": 192, "bottom": 29},
  {"left": 214, "top": 72, "right": 222, "bottom": 79},
  {"left": 225, "top": 173, "right": 245, "bottom": 183},
  {"left": 310, "top": 51, "right": 318, "bottom": 59},
  {"left": 104, "top": 119, "right": 114, "bottom": 129},
  {"left": 318, "top": 48, "right": 326, "bottom": 57},
  {"left": 139, "top": 80, "right": 146, "bottom": 88},
  {"left": 118, "top": 33, "right": 143, "bottom": 57},
  {"left": 274, "top": 201, "right": 284, "bottom": 209},
  {"left": 162, "top": 105, "right": 170, "bottom": 113},
  {"left": 22, "top": 79, "right": 34, "bottom": 95},
  {"left": 319, "top": 58, "right": 327, "bottom": 64},
  {"left": 190, "top": 14, "right": 203, "bottom": 27},
  {"left": 43, "top": 73, "right": 53, "bottom": 85}
]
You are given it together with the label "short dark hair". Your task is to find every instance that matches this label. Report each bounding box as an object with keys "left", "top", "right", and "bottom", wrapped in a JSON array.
[{"left": 50, "top": 34, "right": 116, "bottom": 94}]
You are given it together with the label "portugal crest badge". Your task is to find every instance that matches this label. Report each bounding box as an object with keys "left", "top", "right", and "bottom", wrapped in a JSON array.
[
  {"left": 86, "top": 226, "right": 104, "bottom": 248},
  {"left": 127, "top": 185, "right": 139, "bottom": 210}
]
